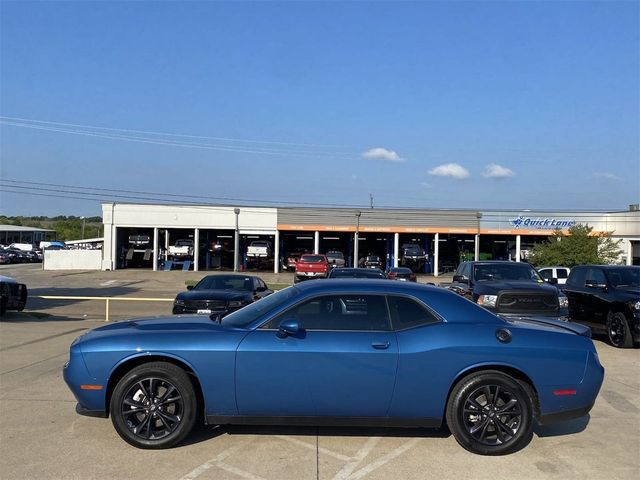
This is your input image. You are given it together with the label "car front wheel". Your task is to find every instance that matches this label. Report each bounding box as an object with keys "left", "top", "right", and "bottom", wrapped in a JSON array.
[
  {"left": 446, "top": 371, "right": 534, "bottom": 455},
  {"left": 110, "top": 362, "right": 197, "bottom": 449},
  {"left": 607, "top": 311, "right": 633, "bottom": 348}
]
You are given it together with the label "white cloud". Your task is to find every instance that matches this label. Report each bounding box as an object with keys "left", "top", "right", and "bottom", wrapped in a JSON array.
[
  {"left": 428, "top": 163, "right": 470, "bottom": 179},
  {"left": 362, "top": 147, "right": 405, "bottom": 163},
  {"left": 483, "top": 163, "right": 516, "bottom": 179},
  {"left": 593, "top": 172, "right": 621, "bottom": 181}
]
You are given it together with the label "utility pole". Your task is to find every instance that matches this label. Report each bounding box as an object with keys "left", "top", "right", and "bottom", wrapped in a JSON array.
[
  {"left": 234, "top": 208, "right": 240, "bottom": 272},
  {"left": 80, "top": 216, "right": 86, "bottom": 240},
  {"left": 370, "top": 194, "right": 374, "bottom": 209}
]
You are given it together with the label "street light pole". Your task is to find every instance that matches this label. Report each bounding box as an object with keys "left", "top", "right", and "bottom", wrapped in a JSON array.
[
  {"left": 234, "top": 208, "right": 240, "bottom": 272},
  {"left": 354, "top": 210, "right": 361, "bottom": 267},
  {"left": 81, "top": 216, "right": 86, "bottom": 240}
]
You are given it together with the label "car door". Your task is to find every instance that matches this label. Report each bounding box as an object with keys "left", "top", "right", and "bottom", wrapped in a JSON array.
[
  {"left": 235, "top": 293, "right": 398, "bottom": 417},
  {"left": 584, "top": 267, "right": 609, "bottom": 328}
]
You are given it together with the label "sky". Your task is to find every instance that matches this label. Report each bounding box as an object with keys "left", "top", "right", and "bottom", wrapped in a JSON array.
[{"left": 0, "top": 0, "right": 638, "bottom": 216}]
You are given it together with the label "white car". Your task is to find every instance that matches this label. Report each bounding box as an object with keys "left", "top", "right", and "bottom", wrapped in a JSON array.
[{"left": 537, "top": 266, "right": 571, "bottom": 285}]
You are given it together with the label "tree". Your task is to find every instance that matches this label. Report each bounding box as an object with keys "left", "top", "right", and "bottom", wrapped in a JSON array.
[{"left": 529, "top": 224, "right": 623, "bottom": 267}]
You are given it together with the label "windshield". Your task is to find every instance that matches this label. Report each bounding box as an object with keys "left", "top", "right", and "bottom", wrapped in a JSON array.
[
  {"left": 195, "top": 275, "right": 253, "bottom": 291},
  {"left": 300, "top": 255, "right": 324, "bottom": 263},
  {"left": 473, "top": 263, "right": 543, "bottom": 282},
  {"left": 222, "top": 287, "right": 298, "bottom": 328},
  {"left": 605, "top": 267, "right": 640, "bottom": 287},
  {"left": 175, "top": 240, "right": 193, "bottom": 247},
  {"left": 250, "top": 241, "right": 268, "bottom": 247}
]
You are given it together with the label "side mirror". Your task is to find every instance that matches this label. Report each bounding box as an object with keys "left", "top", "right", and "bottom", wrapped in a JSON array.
[
  {"left": 256, "top": 286, "right": 266, "bottom": 292},
  {"left": 187, "top": 285, "right": 194, "bottom": 290},
  {"left": 277, "top": 318, "right": 302, "bottom": 338},
  {"left": 453, "top": 275, "right": 468, "bottom": 284}
]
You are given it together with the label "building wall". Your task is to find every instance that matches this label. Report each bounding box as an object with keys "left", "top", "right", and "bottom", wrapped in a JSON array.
[{"left": 44, "top": 249, "right": 102, "bottom": 270}]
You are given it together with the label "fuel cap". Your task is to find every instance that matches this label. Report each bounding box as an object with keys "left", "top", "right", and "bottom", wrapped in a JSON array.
[{"left": 496, "top": 328, "right": 512, "bottom": 344}]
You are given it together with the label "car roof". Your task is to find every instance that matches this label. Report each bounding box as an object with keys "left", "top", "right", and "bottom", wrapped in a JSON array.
[
  {"left": 292, "top": 278, "right": 433, "bottom": 293},
  {"left": 582, "top": 265, "right": 639, "bottom": 270}
]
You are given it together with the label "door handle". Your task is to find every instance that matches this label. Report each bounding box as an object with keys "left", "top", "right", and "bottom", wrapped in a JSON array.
[{"left": 371, "top": 341, "right": 390, "bottom": 350}]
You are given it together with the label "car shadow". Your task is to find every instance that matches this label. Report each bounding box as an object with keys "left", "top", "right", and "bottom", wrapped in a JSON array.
[
  {"left": 534, "top": 414, "right": 590, "bottom": 438},
  {"left": 0, "top": 311, "right": 89, "bottom": 323},
  {"left": 179, "top": 424, "right": 450, "bottom": 447}
]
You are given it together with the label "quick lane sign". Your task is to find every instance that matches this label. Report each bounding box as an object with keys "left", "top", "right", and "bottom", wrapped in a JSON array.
[{"left": 510, "top": 216, "right": 576, "bottom": 230}]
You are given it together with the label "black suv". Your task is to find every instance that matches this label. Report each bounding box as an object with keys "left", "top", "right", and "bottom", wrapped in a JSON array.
[
  {"left": 449, "top": 261, "right": 568, "bottom": 317},
  {"left": 563, "top": 265, "right": 639, "bottom": 348},
  {"left": 400, "top": 243, "right": 427, "bottom": 271}
]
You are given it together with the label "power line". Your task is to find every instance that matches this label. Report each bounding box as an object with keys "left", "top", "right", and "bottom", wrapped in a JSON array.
[
  {"left": 0, "top": 115, "right": 350, "bottom": 148},
  {"left": 0, "top": 120, "right": 360, "bottom": 159}
]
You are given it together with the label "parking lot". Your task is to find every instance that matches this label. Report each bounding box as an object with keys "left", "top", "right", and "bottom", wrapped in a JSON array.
[{"left": 1, "top": 264, "right": 639, "bottom": 480}]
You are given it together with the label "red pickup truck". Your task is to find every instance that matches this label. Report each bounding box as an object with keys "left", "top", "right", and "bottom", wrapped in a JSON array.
[{"left": 294, "top": 254, "right": 330, "bottom": 283}]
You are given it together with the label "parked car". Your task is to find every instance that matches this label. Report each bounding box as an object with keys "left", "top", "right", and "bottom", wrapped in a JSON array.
[
  {"left": 359, "top": 254, "right": 383, "bottom": 269},
  {"left": 400, "top": 243, "right": 427, "bottom": 271},
  {"left": 0, "top": 251, "right": 12, "bottom": 264},
  {"left": 328, "top": 267, "right": 386, "bottom": 279},
  {"left": 283, "top": 249, "right": 308, "bottom": 272},
  {"left": 325, "top": 250, "right": 346, "bottom": 268},
  {"left": 387, "top": 267, "right": 417, "bottom": 282},
  {"left": 448, "top": 261, "right": 568, "bottom": 318},
  {"left": 3, "top": 248, "right": 31, "bottom": 263},
  {"left": 173, "top": 274, "right": 272, "bottom": 316},
  {"left": 246, "top": 241, "right": 272, "bottom": 260},
  {"left": 128, "top": 234, "right": 151, "bottom": 247},
  {"left": 0, "top": 275, "right": 28, "bottom": 315},
  {"left": 64, "top": 280, "right": 604, "bottom": 454},
  {"left": 294, "top": 254, "right": 330, "bottom": 283},
  {"left": 563, "top": 265, "right": 639, "bottom": 348},
  {"left": 168, "top": 239, "right": 194, "bottom": 260},
  {"left": 538, "top": 266, "right": 571, "bottom": 285}
]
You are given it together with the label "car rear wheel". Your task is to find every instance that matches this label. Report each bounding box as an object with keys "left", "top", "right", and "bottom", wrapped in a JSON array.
[
  {"left": 446, "top": 371, "right": 534, "bottom": 455},
  {"left": 110, "top": 362, "right": 197, "bottom": 449},
  {"left": 606, "top": 312, "right": 633, "bottom": 348}
]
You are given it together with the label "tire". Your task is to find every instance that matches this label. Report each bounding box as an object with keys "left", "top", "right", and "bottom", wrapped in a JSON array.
[
  {"left": 606, "top": 311, "right": 633, "bottom": 348},
  {"left": 446, "top": 371, "right": 534, "bottom": 455},
  {"left": 110, "top": 362, "right": 198, "bottom": 449}
]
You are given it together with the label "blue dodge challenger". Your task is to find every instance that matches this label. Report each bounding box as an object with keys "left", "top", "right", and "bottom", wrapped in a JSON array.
[{"left": 64, "top": 280, "right": 604, "bottom": 455}]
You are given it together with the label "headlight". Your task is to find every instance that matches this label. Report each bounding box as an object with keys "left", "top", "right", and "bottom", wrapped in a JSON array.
[
  {"left": 477, "top": 295, "right": 497, "bottom": 307},
  {"left": 227, "top": 300, "right": 247, "bottom": 308},
  {"left": 174, "top": 299, "right": 185, "bottom": 306},
  {"left": 558, "top": 296, "right": 569, "bottom": 308},
  {"left": 631, "top": 301, "right": 640, "bottom": 311}
]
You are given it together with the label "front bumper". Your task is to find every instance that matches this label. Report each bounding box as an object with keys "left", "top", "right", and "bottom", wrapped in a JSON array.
[{"left": 63, "top": 345, "right": 107, "bottom": 416}]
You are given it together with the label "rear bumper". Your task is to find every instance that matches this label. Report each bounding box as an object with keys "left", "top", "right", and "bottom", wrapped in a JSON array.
[
  {"left": 538, "top": 403, "right": 594, "bottom": 425},
  {"left": 76, "top": 403, "right": 107, "bottom": 418}
]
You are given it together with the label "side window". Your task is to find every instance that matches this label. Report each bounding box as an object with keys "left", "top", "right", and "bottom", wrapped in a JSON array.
[
  {"left": 539, "top": 269, "right": 552, "bottom": 280},
  {"left": 462, "top": 263, "right": 471, "bottom": 279},
  {"left": 262, "top": 295, "right": 391, "bottom": 331},
  {"left": 586, "top": 268, "right": 607, "bottom": 286},
  {"left": 566, "top": 267, "right": 585, "bottom": 287},
  {"left": 557, "top": 269, "right": 568, "bottom": 279},
  {"left": 454, "top": 263, "right": 465, "bottom": 277},
  {"left": 388, "top": 296, "right": 440, "bottom": 330}
]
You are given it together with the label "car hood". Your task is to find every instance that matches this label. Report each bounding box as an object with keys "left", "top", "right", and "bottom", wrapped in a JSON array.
[
  {"left": 474, "top": 280, "right": 557, "bottom": 295},
  {"left": 502, "top": 315, "right": 591, "bottom": 337},
  {"left": 82, "top": 315, "right": 241, "bottom": 340},
  {"left": 175, "top": 290, "right": 251, "bottom": 301}
]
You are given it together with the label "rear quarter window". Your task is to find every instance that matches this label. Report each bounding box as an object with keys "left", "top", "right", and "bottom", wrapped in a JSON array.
[{"left": 387, "top": 296, "right": 440, "bottom": 330}]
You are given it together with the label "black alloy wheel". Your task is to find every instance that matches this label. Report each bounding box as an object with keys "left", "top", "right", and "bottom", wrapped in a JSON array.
[
  {"left": 110, "top": 362, "right": 197, "bottom": 449},
  {"left": 446, "top": 371, "right": 534, "bottom": 455},
  {"left": 607, "top": 311, "right": 633, "bottom": 348}
]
